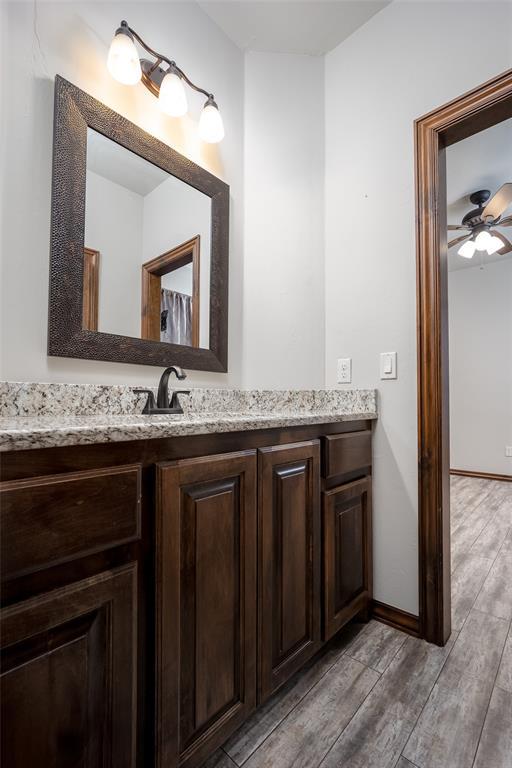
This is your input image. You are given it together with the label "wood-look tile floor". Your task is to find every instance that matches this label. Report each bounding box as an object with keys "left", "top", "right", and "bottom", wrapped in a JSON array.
[{"left": 209, "top": 475, "right": 512, "bottom": 768}]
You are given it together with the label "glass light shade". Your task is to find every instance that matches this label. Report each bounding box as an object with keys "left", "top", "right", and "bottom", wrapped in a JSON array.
[
  {"left": 458, "top": 240, "right": 476, "bottom": 259},
  {"left": 107, "top": 32, "right": 142, "bottom": 86},
  {"left": 487, "top": 235, "right": 503, "bottom": 255},
  {"left": 198, "top": 102, "right": 225, "bottom": 143},
  {"left": 474, "top": 229, "right": 492, "bottom": 251},
  {"left": 158, "top": 72, "right": 188, "bottom": 117}
]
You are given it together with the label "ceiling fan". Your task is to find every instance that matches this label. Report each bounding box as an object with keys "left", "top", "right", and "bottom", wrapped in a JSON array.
[{"left": 448, "top": 184, "right": 512, "bottom": 259}]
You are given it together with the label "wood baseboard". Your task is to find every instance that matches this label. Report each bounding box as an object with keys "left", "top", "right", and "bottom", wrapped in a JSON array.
[
  {"left": 372, "top": 600, "right": 420, "bottom": 638},
  {"left": 450, "top": 469, "right": 512, "bottom": 483}
]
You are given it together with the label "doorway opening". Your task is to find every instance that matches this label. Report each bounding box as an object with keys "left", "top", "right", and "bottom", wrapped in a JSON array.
[
  {"left": 415, "top": 69, "right": 512, "bottom": 645},
  {"left": 141, "top": 235, "right": 200, "bottom": 347}
]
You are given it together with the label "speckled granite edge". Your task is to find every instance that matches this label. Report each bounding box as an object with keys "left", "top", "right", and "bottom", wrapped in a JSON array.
[
  {"left": 0, "top": 382, "right": 377, "bottom": 418},
  {"left": 0, "top": 409, "right": 378, "bottom": 452}
]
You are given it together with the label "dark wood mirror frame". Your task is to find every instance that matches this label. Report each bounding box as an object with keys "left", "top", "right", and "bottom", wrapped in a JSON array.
[{"left": 48, "top": 76, "right": 229, "bottom": 371}]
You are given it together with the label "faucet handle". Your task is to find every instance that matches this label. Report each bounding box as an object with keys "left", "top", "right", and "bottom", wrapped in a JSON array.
[
  {"left": 133, "top": 389, "right": 156, "bottom": 415},
  {"left": 169, "top": 390, "right": 191, "bottom": 411}
]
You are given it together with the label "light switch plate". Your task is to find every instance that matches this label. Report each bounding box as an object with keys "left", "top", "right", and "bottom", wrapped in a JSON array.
[
  {"left": 506, "top": 446, "right": 512, "bottom": 458},
  {"left": 380, "top": 352, "right": 397, "bottom": 379},
  {"left": 337, "top": 358, "right": 352, "bottom": 384}
]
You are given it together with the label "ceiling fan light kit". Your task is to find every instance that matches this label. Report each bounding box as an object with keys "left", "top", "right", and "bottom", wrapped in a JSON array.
[
  {"left": 458, "top": 240, "right": 476, "bottom": 259},
  {"left": 448, "top": 184, "right": 512, "bottom": 260},
  {"left": 107, "top": 21, "right": 225, "bottom": 143}
]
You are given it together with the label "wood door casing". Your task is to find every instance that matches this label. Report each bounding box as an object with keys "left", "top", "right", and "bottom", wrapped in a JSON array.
[
  {"left": 416, "top": 70, "right": 512, "bottom": 645},
  {"left": 156, "top": 451, "right": 257, "bottom": 768},
  {"left": 258, "top": 441, "right": 321, "bottom": 701},
  {"left": 83, "top": 247, "right": 99, "bottom": 331},
  {"left": 0, "top": 564, "right": 138, "bottom": 768},
  {"left": 323, "top": 477, "right": 372, "bottom": 640},
  {"left": 141, "top": 236, "right": 200, "bottom": 346}
]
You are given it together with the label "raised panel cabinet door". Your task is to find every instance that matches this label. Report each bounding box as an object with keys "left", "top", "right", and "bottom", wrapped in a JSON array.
[
  {"left": 156, "top": 451, "right": 257, "bottom": 768},
  {"left": 0, "top": 563, "right": 137, "bottom": 768},
  {"left": 258, "top": 440, "right": 321, "bottom": 701},
  {"left": 323, "top": 477, "right": 373, "bottom": 640}
]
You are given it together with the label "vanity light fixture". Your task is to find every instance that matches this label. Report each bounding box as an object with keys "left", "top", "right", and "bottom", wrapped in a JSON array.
[{"left": 107, "top": 21, "right": 225, "bottom": 142}]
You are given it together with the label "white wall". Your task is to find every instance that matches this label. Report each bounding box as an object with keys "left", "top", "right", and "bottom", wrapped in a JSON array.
[
  {"left": 85, "top": 170, "right": 143, "bottom": 338},
  {"left": 242, "top": 52, "right": 325, "bottom": 388},
  {"left": 449, "top": 260, "right": 512, "bottom": 477},
  {"left": 143, "top": 175, "right": 211, "bottom": 347},
  {"left": 325, "top": 1, "right": 512, "bottom": 613},
  {"left": 0, "top": 0, "right": 244, "bottom": 387}
]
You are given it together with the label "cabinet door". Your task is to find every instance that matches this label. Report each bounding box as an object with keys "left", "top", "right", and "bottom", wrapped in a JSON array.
[
  {"left": 156, "top": 451, "right": 257, "bottom": 768},
  {"left": 323, "top": 477, "right": 372, "bottom": 640},
  {"left": 258, "top": 441, "right": 321, "bottom": 701},
  {"left": 0, "top": 564, "right": 137, "bottom": 768}
]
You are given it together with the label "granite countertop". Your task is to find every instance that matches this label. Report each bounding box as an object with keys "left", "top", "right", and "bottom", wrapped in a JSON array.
[{"left": 0, "top": 383, "right": 377, "bottom": 452}]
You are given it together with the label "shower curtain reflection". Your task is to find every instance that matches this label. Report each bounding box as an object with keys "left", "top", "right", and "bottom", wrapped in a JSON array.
[{"left": 161, "top": 288, "right": 193, "bottom": 346}]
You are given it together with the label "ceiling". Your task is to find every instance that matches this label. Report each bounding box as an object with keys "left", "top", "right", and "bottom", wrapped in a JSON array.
[
  {"left": 446, "top": 118, "right": 512, "bottom": 272},
  {"left": 197, "top": 1, "right": 390, "bottom": 56}
]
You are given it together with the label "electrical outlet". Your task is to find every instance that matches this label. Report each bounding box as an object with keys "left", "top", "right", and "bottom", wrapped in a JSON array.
[
  {"left": 505, "top": 446, "right": 512, "bottom": 458},
  {"left": 337, "top": 358, "right": 352, "bottom": 384}
]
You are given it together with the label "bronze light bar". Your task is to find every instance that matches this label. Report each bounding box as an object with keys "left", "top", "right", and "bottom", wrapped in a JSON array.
[{"left": 107, "top": 20, "right": 224, "bottom": 143}]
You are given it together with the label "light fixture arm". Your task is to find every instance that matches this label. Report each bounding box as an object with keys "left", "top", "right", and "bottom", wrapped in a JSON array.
[{"left": 120, "top": 20, "right": 213, "bottom": 100}]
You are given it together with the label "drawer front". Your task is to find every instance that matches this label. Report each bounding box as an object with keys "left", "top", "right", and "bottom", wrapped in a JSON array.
[
  {"left": 323, "top": 430, "right": 372, "bottom": 480},
  {"left": 1, "top": 464, "right": 142, "bottom": 580}
]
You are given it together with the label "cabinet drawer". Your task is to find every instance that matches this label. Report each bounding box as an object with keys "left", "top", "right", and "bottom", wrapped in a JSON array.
[
  {"left": 0, "top": 464, "right": 142, "bottom": 580},
  {"left": 323, "top": 430, "right": 372, "bottom": 480}
]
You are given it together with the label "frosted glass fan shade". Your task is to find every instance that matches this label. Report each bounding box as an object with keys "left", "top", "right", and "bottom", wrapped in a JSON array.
[{"left": 458, "top": 240, "right": 476, "bottom": 259}]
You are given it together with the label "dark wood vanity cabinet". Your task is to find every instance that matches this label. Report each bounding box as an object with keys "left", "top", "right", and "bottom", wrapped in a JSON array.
[
  {"left": 323, "top": 477, "right": 372, "bottom": 640},
  {"left": 155, "top": 451, "right": 258, "bottom": 768},
  {"left": 1, "top": 565, "right": 138, "bottom": 768},
  {"left": 0, "top": 421, "right": 373, "bottom": 768},
  {"left": 258, "top": 441, "right": 322, "bottom": 701}
]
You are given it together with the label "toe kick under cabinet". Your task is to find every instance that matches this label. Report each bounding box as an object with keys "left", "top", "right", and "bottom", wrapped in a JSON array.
[{"left": 0, "top": 420, "right": 373, "bottom": 768}]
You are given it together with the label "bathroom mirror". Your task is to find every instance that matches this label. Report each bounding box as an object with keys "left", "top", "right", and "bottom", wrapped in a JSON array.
[
  {"left": 84, "top": 129, "right": 210, "bottom": 348},
  {"left": 49, "top": 76, "right": 229, "bottom": 371}
]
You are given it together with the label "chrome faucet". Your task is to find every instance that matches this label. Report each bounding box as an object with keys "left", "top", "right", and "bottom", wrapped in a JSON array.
[{"left": 134, "top": 366, "right": 190, "bottom": 415}]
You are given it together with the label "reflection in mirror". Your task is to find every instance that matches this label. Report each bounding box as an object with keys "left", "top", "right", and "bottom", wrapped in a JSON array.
[
  {"left": 141, "top": 236, "right": 200, "bottom": 346},
  {"left": 82, "top": 247, "right": 99, "bottom": 330},
  {"left": 84, "top": 128, "right": 211, "bottom": 347}
]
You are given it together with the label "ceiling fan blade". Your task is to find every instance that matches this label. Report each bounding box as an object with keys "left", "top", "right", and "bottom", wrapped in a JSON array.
[
  {"left": 448, "top": 234, "right": 471, "bottom": 249},
  {"left": 497, "top": 216, "right": 512, "bottom": 227},
  {"left": 495, "top": 232, "right": 512, "bottom": 254},
  {"left": 482, "top": 183, "right": 512, "bottom": 221},
  {"left": 447, "top": 224, "right": 470, "bottom": 231}
]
